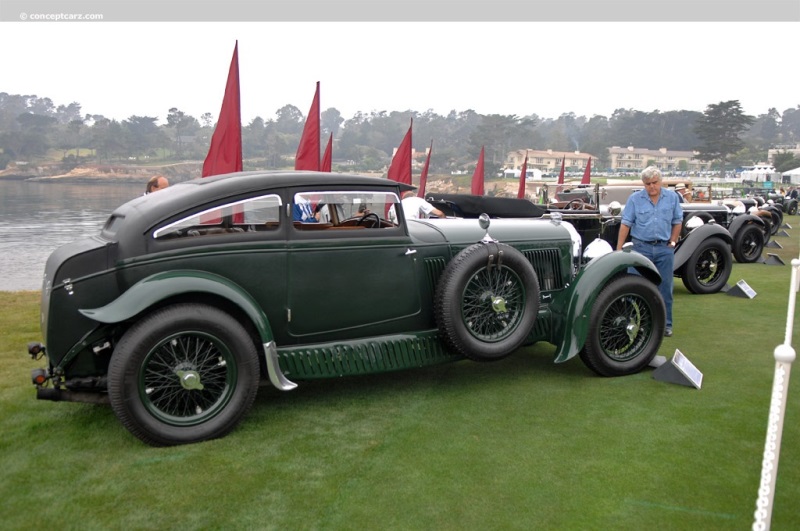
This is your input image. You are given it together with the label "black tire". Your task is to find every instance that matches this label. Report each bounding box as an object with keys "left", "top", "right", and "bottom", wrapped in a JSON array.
[
  {"left": 787, "top": 200, "right": 798, "bottom": 216},
  {"left": 680, "top": 237, "right": 732, "bottom": 294},
  {"left": 680, "top": 212, "right": 713, "bottom": 239},
  {"left": 732, "top": 223, "right": 765, "bottom": 263},
  {"left": 755, "top": 214, "right": 772, "bottom": 244},
  {"left": 579, "top": 274, "right": 665, "bottom": 377},
  {"left": 108, "top": 303, "right": 260, "bottom": 446},
  {"left": 765, "top": 208, "right": 782, "bottom": 236},
  {"left": 435, "top": 242, "right": 540, "bottom": 361}
]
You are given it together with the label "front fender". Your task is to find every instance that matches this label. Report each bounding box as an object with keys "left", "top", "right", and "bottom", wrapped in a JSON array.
[
  {"left": 79, "top": 270, "right": 274, "bottom": 344},
  {"left": 674, "top": 224, "right": 732, "bottom": 271},
  {"left": 550, "top": 250, "right": 660, "bottom": 363},
  {"left": 728, "top": 214, "right": 765, "bottom": 239}
]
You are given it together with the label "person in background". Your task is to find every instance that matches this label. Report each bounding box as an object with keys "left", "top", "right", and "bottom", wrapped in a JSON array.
[
  {"left": 674, "top": 183, "right": 691, "bottom": 203},
  {"left": 145, "top": 175, "right": 169, "bottom": 194},
  {"left": 292, "top": 198, "right": 319, "bottom": 223},
  {"left": 388, "top": 189, "right": 445, "bottom": 223},
  {"left": 616, "top": 166, "right": 683, "bottom": 337},
  {"left": 401, "top": 189, "right": 445, "bottom": 220}
]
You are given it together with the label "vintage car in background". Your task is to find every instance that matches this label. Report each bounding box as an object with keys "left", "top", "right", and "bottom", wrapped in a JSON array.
[
  {"left": 430, "top": 185, "right": 734, "bottom": 295},
  {"left": 28, "top": 171, "right": 667, "bottom": 446},
  {"left": 680, "top": 202, "right": 768, "bottom": 263}
]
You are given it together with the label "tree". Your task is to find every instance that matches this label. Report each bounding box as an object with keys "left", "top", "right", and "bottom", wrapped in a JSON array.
[
  {"left": 123, "top": 115, "right": 165, "bottom": 158},
  {"left": 166, "top": 107, "right": 200, "bottom": 158},
  {"left": 694, "top": 100, "right": 755, "bottom": 178},
  {"left": 773, "top": 151, "right": 799, "bottom": 173},
  {"left": 321, "top": 107, "right": 343, "bottom": 137}
]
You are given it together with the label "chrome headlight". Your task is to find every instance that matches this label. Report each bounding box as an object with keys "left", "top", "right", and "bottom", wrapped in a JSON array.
[
  {"left": 685, "top": 215, "right": 705, "bottom": 231},
  {"left": 583, "top": 238, "right": 613, "bottom": 263},
  {"left": 561, "top": 221, "right": 583, "bottom": 272}
]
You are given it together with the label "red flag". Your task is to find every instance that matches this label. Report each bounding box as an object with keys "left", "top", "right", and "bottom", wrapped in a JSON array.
[
  {"left": 417, "top": 140, "right": 433, "bottom": 198},
  {"left": 471, "top": 146, "right": 485, "bottom": 196},
  {"left": 581, "top": 156, "right": 592, "bottom": 184},
  {"left": 321, "top": 133, "right": 333, "bottom": 172},
  {"left": 295, "top": 81, "right": 320, "bottom": 170},
  {"left": 556, "top": 153, "right": 566, "bottom": 195},
  {"left": 202, "top": 41, "right": 242, "bottom": 177},
  {"left": 387, "top": 120, "right": 413, "bottom": 185},
  {"left": 517, "top": 151, "right": 528, "bottom": 199}
]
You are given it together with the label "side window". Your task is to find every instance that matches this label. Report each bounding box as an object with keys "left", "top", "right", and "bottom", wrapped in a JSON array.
[
  {"left": 292, "top": 191, "right": 401, "bottom": 231},
  {"left": 153, "top": 194, "right": 282, "bottom": 239}
]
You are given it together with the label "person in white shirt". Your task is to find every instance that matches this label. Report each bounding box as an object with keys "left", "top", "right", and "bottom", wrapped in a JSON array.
[{"left": 388, "top": 190, "right": 445, "bottom": 223}]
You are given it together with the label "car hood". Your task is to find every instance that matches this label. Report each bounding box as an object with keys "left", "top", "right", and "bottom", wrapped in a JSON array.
[{"left": 407, "top": 217, "right": 572, "bottom": 246}]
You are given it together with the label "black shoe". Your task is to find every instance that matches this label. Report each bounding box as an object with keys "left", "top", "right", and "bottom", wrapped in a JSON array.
[{"left": 664, "top": 328, "right": 673, "bottom": 337}]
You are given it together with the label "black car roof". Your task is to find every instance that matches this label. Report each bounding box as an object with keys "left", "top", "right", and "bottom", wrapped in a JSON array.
[{"left": 103, "top": 171, "right": 407, "bottom": 241}]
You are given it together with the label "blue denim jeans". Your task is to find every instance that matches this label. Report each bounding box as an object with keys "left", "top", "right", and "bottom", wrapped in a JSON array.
[{"left": 632, "top": 242, "right": 675, "bottom": 329}]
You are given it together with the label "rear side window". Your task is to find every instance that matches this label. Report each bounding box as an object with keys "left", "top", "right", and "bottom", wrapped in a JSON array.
[{"left": 153, "top": 194, "right": 282, "bottom": 239}]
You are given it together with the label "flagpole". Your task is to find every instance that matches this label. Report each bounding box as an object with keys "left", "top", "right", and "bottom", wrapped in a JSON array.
[{"left": 752, "top": 253, "right": 799, "bottom": 530}]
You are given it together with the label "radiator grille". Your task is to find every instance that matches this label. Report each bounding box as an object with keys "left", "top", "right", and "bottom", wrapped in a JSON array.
[{"left": 523, "top": 248, "right": 565, "bottom": 291}]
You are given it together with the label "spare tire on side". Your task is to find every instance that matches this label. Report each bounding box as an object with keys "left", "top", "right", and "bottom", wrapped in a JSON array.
[{"left": 435, "top": 242, "right": 540, "bottom": 361}]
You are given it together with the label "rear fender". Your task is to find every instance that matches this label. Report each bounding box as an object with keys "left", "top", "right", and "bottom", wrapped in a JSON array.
[
  {"left": 674, "top": 224, "right": 732, "bottom": 271},
  {"left": 549, "top": 250, "right": 660, "bottom": 363},
  {"left": 79, "top": 270, "right": 274, "bottom": 345}
]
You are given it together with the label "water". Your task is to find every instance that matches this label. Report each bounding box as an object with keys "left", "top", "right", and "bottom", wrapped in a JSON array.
[{"left": 0, "top": 180, "right": 143, "bottom": 291}]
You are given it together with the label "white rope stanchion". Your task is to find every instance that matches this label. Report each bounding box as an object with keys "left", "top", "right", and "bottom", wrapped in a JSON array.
[{"left": 752, "top": 256, "right": 799, "bottom": 530}]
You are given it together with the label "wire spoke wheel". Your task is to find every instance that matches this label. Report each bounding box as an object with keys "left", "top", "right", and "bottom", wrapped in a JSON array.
[
  {"left": 140, "top": 331, "right": 236, "bottom": 425},
  {"left": 596, "top": 293, "right": 652, "bottom": 362},
  {"left": 681, "top": 237, "right": 732, "bottom": 294},
  {"left": 435, "top": 243, "right": 539, "bottom": 361},
  {"left": 579, "top": 274, "right": 665, "bottom": 376},
  {"left": 694, "top": 247, "right": 724, "bottom": 285},
  {"left": 109, "top": 303, "right": 259, "bottom": 446},
  {"left": 461, "top": 265, "right": 526, "bottom": 342}
]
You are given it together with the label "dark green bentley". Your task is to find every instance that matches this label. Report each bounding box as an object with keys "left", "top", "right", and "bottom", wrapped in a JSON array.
[{"left": 28, "top": 171, "right": 666, "bottom": 446}]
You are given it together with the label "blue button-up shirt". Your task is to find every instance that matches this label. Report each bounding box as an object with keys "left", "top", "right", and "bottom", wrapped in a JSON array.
[{"left": 621, "top": 188, "right": 683, "bottom": 241}]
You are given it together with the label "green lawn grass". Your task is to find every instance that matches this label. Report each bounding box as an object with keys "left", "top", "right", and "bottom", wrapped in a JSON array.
[{"left": 2, "top": 222, "right": 799, "bottom": 530}]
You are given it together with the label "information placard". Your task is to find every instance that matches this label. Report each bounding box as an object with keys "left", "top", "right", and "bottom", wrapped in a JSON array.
[
  {"left": 671, "top": 350, "right": 703, "bottom": 389},
  {"left": 652, "top": 349, "right": 703, "bottom": 389}
]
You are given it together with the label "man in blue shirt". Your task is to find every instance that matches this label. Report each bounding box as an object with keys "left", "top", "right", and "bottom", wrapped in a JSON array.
[{"left": 616, "top": 166, "right": 683, "bottom": 337}]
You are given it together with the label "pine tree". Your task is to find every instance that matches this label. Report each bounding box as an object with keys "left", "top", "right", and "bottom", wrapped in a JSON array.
[{"left": 693, "top": 100, "right": 755, "bottom": 177}]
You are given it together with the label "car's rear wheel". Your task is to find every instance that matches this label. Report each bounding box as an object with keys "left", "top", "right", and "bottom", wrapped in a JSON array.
[
  {"left": 680, "top": 237, "right": 732, "bottom": 294},
  {"left": 786, "top": 200, "right": 798, "bottom": 216},
  {"left": 579, "top": 274, "right": 664, "bottom": 376},
  {"left": 435, "top": 243, "right": 540, "bottom": 361},
  {"left": 108, "top": 303, "right": 259, "bottom": 446},
  {"left": 732, "top": 223, "right": 764, "bottom": 263}
]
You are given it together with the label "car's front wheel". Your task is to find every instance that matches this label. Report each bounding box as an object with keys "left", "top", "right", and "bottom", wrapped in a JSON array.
[
  {"left": 680, "top": 237, "right": 732, "bottom": 294},
  {"left": 579, "top": 274, "right": 665, "bottom": 376},
  {"left": 108, "top": 303, "right": 260, "bottom": 446}
]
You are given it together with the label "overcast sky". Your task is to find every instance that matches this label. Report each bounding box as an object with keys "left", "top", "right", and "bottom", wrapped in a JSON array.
[{"left": 1, "top": 21, "right": 798, "bottom": 126}]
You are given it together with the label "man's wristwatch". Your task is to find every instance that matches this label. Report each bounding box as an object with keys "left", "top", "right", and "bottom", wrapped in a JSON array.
[{"left": 668, "top": 241, "right": 676, "bottom": 248}]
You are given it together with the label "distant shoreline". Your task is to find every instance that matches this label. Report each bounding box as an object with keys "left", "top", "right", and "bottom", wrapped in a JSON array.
[{"left": 0, "top": 161, "right": 204, "bottom": 184}]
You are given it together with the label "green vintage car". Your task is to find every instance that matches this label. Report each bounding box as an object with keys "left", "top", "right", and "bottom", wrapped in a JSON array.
[{"left": 28, "top": 171, "right": 666, "bottom": 446}]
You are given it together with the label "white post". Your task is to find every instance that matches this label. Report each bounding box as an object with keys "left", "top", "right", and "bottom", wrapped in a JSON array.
[{"left": 752, "top": 256, "right": 799, "bottom": 530}]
